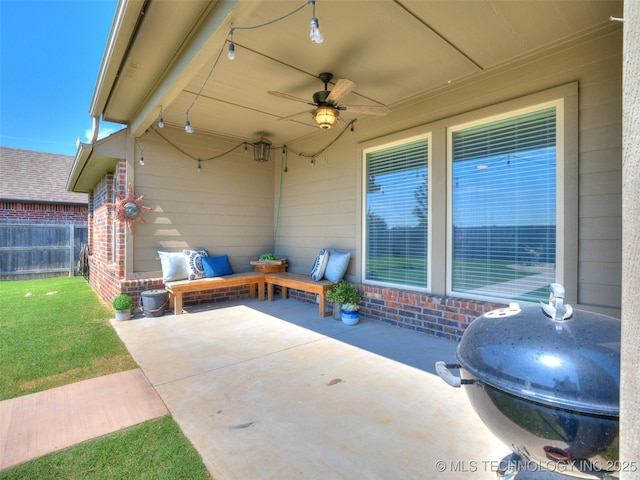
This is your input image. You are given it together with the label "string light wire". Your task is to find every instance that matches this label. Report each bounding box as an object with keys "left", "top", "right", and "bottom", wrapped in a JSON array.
[
  {"left": 161, "top": 0, "right": 319, "bottom": 130},
  {"left": 144, "top": 118, "right": 355, "bottom": 170}
]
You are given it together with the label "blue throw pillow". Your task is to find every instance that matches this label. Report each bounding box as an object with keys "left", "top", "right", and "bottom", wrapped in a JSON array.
[
  {"left": 324, "top": 249, "right": 351, "bottom": 283},
  {"left": 202, "top": 255, "right": 234, "bottom": 277}
]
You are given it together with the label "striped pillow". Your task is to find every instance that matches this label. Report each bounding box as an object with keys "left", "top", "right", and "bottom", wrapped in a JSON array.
[{"left": 310, "top": 249, "right": 330, "bottom": 281}]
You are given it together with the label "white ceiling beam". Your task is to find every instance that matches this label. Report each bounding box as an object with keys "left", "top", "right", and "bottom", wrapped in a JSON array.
[{"left": 129, "top": 1, "right": 263, "bottom": 138}]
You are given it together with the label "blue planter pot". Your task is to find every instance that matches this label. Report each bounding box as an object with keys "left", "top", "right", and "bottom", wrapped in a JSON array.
[{"left": 341, "top": 310, "right": 359, "bottom": 325}]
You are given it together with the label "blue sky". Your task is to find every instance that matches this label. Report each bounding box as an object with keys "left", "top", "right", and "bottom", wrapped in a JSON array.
[{"left": 1, "top": 0, "right": 120, "bottom": 156}]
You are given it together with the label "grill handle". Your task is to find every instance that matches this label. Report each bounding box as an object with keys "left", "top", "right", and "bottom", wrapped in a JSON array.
[
  {"left": 549, "top": 283, "right": 565, "bottom": 321},
  {"left": 435, "top": 362, "right": 474, "bottom": 388}
]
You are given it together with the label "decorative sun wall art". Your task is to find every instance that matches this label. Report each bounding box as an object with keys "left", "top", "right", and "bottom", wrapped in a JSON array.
[{"left": 107, "top": 183, "right": 152, "bottom": 233}]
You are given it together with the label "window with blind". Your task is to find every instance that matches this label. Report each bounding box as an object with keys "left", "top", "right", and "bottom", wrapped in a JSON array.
[
  {"left": 365, "top": 137, "right": 429, "bottom": 288},
  {"left": 450, "top": 106, "right": 557, "bottom": 302}
]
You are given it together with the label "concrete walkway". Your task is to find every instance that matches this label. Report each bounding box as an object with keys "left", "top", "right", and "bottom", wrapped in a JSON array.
[
  {"left": 0, "top": 369, "right": 168, "bottom": 471},
  {"left": 111, "top": 298, "right": 511, "bottom": 479}
]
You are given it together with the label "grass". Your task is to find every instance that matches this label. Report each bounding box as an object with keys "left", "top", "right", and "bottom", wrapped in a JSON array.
[
  {"left": 0, "top": 277, "right": 137, "bottom": 400},
  {"left": 0, "top": 277, "right": 211, "bottom": 479},
  {"left": 0, "top": 415, "right": 210, "bottom": 480}
]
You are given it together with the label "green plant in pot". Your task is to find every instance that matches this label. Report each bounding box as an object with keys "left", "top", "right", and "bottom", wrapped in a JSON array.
[
  {"left": 327, "top": 281, "right": 363, "bottom": 325},
  {"left": 259, "top": 253, "right": 277, "bottom": 261},
  {"left": 113, "top": 293, "right": 133, "bottom": 321},
  {"left": 326, "top": 281, "right": 344, "bottom": 320}
]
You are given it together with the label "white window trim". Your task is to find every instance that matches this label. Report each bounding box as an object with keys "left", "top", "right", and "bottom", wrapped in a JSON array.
[
  {"left": 110, "top": 185, "right": 117, "bottom": 264},
  {"left": 357, "top": 82, "right": 578, "bottom": 304},
  {"left": 446, "top": 98, "right": 566, "bottom": 304},
  {"left": 360, "top": 129, "right": 432, "bottom": 292}
]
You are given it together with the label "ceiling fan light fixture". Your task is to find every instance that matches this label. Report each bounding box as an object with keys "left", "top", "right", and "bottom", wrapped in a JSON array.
[
  {"left": 314, "top": 106, "right": 337, "bottom": 129},
  {"left": 253, "top": 138, "right": 272, "bottom": 162}
]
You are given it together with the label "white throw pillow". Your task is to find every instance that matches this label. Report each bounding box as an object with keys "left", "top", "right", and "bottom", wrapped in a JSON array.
[
  {"left": 183, "top": 249, "right": 209, "bottom": 280},
  {"left": 158, "top": 251, "right": 188, "bottom": 282}
]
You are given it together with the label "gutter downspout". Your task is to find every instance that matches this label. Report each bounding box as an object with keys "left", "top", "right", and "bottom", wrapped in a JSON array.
[{"left": 90, "top": 115, "right": 100, "bottom": 143}]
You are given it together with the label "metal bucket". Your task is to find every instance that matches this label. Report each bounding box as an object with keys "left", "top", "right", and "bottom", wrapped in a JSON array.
[{"left": 141, "top": 289, "right": 168, "bottom": 317}]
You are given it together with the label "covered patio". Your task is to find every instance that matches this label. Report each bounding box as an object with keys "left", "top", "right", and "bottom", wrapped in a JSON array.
[
  {"left": 65, "top": 0, "right": 640, "bottom": 471},
  {"left": 113, "top": 298, "right": 509, "bottom": 479}
]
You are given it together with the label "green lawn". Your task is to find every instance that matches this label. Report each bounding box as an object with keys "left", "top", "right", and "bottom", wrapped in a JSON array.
[
  {"left": 0, "top": 277, "right": 211, "bottom": 479},
  {"left": 0, "top": 276, "right": 136, "bottom": 400},
  {"left": 0, "top": 415, "right": 210, "bottom": 480}
]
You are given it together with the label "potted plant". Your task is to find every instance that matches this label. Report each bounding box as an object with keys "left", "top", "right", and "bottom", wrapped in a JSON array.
[
  {"left": 250, "top": 252, "right": 287, "bottom": 273},
  {"left": 113, "top": 293, "right": 133, "bottom": 321},
  {"left": 327, "top": 281, "right": 363, "bottom": 325},
  {"left": 326, "top": 281, "right": 346, "bottom": 320}
]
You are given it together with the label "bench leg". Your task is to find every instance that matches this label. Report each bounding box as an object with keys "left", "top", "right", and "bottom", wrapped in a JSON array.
[
  {"left": 167, "top": 291, "right": 174, "bottom": 310},
  {"left": 319, "top": 292, "right": 327, "bottom": 317},
  {"left": 257, "top": 282, "right": 265, "bottom": 301},
  {"left": 268, "top": 283, "right": 274, "bottom": 301},
  {"left": 249, "top": 283, "right": 256, "bottom": 298},
  {"left": 174, "top": 293, "right": 184, "bottom": 315},
  {"left": 281, "top": 286, "right": 288, "bottom": 299}
]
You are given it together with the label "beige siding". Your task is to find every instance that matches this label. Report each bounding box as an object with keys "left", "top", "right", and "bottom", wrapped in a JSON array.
[
  {"left": 274, "top": 24, "right": 622, "bottom": 315},
  {"left": 131, "top": 131, "right": 275, "bottom": 276}
]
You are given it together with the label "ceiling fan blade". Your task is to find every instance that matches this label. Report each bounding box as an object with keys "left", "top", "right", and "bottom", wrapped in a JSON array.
[
  {"left": 277, "top": 109, "right": 314, "bottom": 121},
  {"left": 268, "top": 91, "right": 314, "bottom": 105},
  {"left": 326, "top": 78, "right": 356, "bottom": 104},
  {"left": 342, "top": 105, "right": 390, "bottom": 116}
]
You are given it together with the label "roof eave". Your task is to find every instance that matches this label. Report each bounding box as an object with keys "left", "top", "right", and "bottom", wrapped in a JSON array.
[
  {"left": 67, "top": 129, "right": 127, "bottom": 194},
  {"left": 67, "top": 141, "right": 94, "bottom": 193},
  {"left": 89, "top": 0, "right": 147, "bottom": 118}
]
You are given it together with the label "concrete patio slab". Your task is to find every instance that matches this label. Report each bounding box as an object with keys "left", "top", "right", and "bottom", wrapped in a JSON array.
[
  {"left": 113, "top": 298, "right": 511, "bottom": 479},
  {"left": 0, "top": 369, "right": 168, "bottom": 471}
]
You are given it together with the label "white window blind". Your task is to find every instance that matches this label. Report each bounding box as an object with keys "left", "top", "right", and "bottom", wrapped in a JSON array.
[
  {"left": 365, "top": 138, "right": 428, "bottom": 287},
  {"left": 451, "top": 107, "right": 556, "bottom": 302}
]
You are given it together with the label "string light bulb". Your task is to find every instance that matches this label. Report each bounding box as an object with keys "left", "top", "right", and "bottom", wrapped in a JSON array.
[
  {"left": 309, "top": 17, "right": 323, "bottom": 43},
  {"left": 157, "top": 109, "right": 164, "bottom": 128},
  {"left": 227, "top": 42, "right": 235, "bottom": 60},
  {"left": 139, "top": 155, "right": 144, "bottom": 166},
  {"left": 309, "top": 0, "right": 323, "bottom": 43},
  {"left": 185, "top": 112, "right": 194, "bottom": 134},
  {"left": 197, "top": 159, "right": 201, "bottom": 173}
]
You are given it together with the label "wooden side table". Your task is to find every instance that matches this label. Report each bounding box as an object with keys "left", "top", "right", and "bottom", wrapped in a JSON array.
[
  {"left": 251, "top": 260, "right": 287, "bottom": 298},
  {"left": 252, "top": 263, "right": 287, "bottom": 274},
  {"left": 250, "top": 259, "right": 288, "bottom": 274}
]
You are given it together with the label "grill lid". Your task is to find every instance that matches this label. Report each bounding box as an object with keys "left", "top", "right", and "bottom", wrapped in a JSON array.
[{"left": 456, "top": 284, "right": 620, "bottom": 416}]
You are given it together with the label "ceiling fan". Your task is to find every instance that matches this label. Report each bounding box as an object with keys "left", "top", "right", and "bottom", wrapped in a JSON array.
[{"left": 268, "top": 72, "right": 390, "bottom": 129}]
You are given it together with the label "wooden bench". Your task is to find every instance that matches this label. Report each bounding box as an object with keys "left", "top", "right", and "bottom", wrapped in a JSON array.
[
  {"left": 265, "top": 272, "right": 334, "bottom": 317},
  {"left": 165, "top": 272, "right": 265, "bottom": 315}
]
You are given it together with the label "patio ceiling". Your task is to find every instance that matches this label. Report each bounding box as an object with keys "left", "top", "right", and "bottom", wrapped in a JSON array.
[{"left": 96, "top": 0, "right": 622, "bottom": 150}]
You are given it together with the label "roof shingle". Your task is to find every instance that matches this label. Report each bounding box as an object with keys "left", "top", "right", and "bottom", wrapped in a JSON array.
[{"left": 0, "top": 147, "right": 88, "bottom": 204}]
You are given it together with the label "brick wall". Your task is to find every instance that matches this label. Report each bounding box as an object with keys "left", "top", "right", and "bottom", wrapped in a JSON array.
[
  {"left": 87, "top": 169, "right": 120, "bottom": 307},
  {"left": 290, "top": 284, "right": 505, "bottom": 341},
  {"left": 0, "top": 201, "right": 87, "bottom": 222}
]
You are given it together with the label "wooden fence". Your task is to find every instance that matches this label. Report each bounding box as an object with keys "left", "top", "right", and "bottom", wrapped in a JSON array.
[{"left": 0, "top": 223, "right": 88, "bottom": 281}]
